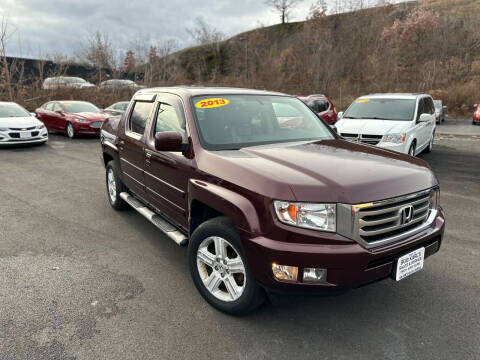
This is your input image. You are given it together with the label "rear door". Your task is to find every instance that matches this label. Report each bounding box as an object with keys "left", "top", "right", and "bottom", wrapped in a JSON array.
[
  {"left": 118, "top": 94, "right": 156, "bottom": 200},
  {"left": 144, "top": 94, "right": 191, "bottom": 229}
]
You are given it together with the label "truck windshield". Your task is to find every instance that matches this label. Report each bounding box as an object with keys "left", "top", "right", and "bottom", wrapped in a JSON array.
[
  {"left": 0, "top": 103, "right": 30, "bottom": 118},
  {"left": 61, "top": 102, "right": 100, "bottom": 113},
  {"left": 343, "top": 98, "right": 416, "bottom": 121},
  {"left": 192, "top": 95, "right": 334, "bottom": 150}
]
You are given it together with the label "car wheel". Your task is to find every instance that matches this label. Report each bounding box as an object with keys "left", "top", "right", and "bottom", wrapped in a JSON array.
[
  {"left": 424, "top": 134, "right": 434, "bottom": 153},
  {"left": 188, "top": 217, "right": 265, "bottom": 315},
  {"left": 105, "top": 161, "right": 129, "bottom": 210},
  {"left": 408, "top": 141, "right": 416, "bottom": 156},
  {"left": 66, "top": 122, "right": 75, "bottom": 139}
]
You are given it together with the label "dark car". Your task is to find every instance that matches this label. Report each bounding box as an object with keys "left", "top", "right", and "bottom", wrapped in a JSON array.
[
  {"left": 35, "top": 101, "right": 108, "bottom": 138},
  {"left": 473, "top": 103, "right": 480, "bottom": 125},
  {"left": 434, "top": 100, "right": 446, "bottom": 123},
  {"left": 297, "top": 94, "right": 338, "bottom": 124},
  {"left": 100, "top": 87, "right": 445, "bottom": 314},
  {"left": 104, "top": 101, "right": 129, "bottom": 116}
]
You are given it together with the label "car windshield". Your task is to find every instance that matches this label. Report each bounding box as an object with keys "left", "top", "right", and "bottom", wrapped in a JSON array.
[
  {"left": 65, "top": 77, "right": 86, "bottom": 84},
  {"left": 117, "top": 102, "right": 128, "bottom": 110},
  {"left": 434, "top": 100, "right": 442, "bottom": 109},
  {"left": 0, "top": 103, "right": 30, "bottom": 118},
  {"left": 61, "top": 102, "right": 100, "bottom": 113},
  {"left": 192, "top": 95, "right": 334, "bottom": 150},
  {"left": 343, "top": 98, "right": 416, "bottom": 121}
]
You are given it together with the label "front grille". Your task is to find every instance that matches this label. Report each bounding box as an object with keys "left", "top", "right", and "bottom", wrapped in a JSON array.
[
  {"left": 31, "top": 131, "right": 39, "bottom": 137},
  {"left": 9, "top": 133, "right": 20, "bottom": 138},
  {"left": 90, "top": 121, "right": 103, "bottom": 129},
  {"left": 9, "top": 126, "right": 36, "bottom": 131},
  {"left": 340, "top": 133, "right": 383, "bottom": 145},
  {"left": 353, "top": 190, "right": 433, "bottom": 246}
]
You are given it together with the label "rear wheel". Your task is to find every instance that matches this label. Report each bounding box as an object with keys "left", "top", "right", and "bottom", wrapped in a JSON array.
[
  {"left": 66, "top": 122, "right": 75, "bottom": 139},
  {"left": 188, "top": 217, "right": 265, "bottom": 315},
  {"left": 106, "top": 161, "right": 129, "bottom": 210},
  {"left": 424, "top": 133, "right": 434, "bottom": 153}
]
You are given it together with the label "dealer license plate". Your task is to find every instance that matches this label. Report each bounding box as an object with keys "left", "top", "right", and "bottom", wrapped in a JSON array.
[
  {"left": 20, "top": 132, "right": 31, "bottom": 138},
  {"left": 394, "top": 247, "right": 425, "bottom": 281}
]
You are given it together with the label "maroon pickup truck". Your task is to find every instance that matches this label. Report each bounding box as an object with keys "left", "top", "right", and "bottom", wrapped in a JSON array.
[{"left": 100, "top": 87, "right": 445, "bottom": 314}]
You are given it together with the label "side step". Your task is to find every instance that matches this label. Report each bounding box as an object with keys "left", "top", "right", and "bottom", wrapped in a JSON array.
[{"left": 120, "top": 192, "right": 188, "bottom": 246}]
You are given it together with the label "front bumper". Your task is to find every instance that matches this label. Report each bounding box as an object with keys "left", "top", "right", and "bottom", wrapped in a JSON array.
[
  {"left": 377, "top": 141, "right": 408, "bottom": 154},
  {"left": 241, "top": 207, "right": 445, "bottom": 293},
  {"left": 0, "top": 129, "right": 48, "bottom": 145},
  {"left": 74, "top": 123, "right": 102, "bottom": 135}
]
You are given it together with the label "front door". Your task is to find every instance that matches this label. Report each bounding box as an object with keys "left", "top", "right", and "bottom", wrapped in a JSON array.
[
  {"left": 144, "top": 95, "right": 191, "bottom": 229},
  {"left": 118, "top": 99, "right": 155, "bottom": 200}
]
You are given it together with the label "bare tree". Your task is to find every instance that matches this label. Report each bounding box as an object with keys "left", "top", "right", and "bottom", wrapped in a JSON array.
[
  {"left": 0, "top": 16, "right": 15, "bottom": 101},
  {"left": 77, "top": 31, "right": 114, "bottom": 84},
  {"left": 186, "top": 17, "right": 225, "bottom": 46},
  {"left": 265, "top": 0, "right": 303, "bottom": 24}
]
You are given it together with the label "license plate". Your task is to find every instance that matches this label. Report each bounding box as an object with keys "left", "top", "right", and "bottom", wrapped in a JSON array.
[
  {"left": 20, "top": 132, "right": 31, "bottom": 138},
  {"left": 394, "top": 247, "right": 425, "bottom": 281}
]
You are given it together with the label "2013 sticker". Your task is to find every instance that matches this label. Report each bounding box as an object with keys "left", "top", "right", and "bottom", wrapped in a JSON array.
[
  {"left": 356, "top": 99, "right": 370, "bottom": 103},
  {"left": 195, "top": 98, "right": 230, "bottom": 109}
]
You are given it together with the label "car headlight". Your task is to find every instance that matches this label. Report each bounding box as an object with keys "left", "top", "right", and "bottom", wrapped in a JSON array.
[
  {"left": 75, "top": 118, "right": 90, "bottom": 124},
  {"left": 36, "top": 123, "right": 45, "bottom": 129},
  {"left": 0, "top": 127, "right": 8, "bottom": 131},
  {"left": 381, "top": 133, "right": 406, "bottom": 144},
  {"left": 429, "top": 189, "right": 440, "bottom": 211},
  {"left": 273, "top": 201, "right": 336, "bottom": 232}
]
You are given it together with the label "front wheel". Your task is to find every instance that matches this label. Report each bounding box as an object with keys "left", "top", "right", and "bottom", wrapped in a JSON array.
[
  {"left": 408, "top": 141, "right": 416, "bottom": 156},
  {"left": 105, "top": 161, "right": 129, "bottom": 210},
  {"left": 188, "top": 217, "right": 265, "bottom": 315},
  {"left": 66, "top": 122, "right": 75, "bottom": 139}
]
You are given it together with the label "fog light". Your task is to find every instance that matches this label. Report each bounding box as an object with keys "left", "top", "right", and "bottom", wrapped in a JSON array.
[
  {"left": 272, "top": 263, "right": 298, "bottom": 282},
  {"left": 303, "top": 268, "right": 327, "bottom": 283}
]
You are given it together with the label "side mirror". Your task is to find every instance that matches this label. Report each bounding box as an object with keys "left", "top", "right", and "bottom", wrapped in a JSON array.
[
  {"left": 30, "top": 112, "right": 36, "bottom": 117},
  {"left": 337, "top": 111, "right": 344, "bottom": 119},
  {"left": 154, "top": 131, "right": 184, "bottom": 152},
  {"left": 418, "top": 113, "right": 431, "bottom": 122},
  {"left": 442, "top": 106, "right": 447, "bottom": 110},
  {"left": 474, "top": 104, "right": 478, "bottom": 109},
  {"left": 55, "top": 110, "right": 63, "bottom": 114}
]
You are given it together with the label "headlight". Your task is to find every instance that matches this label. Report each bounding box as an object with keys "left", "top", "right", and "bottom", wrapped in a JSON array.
[
  {"left": 429, "top": 189, "right": 440, "bottom": 210},
  {"left": 0, "top": 127, "right": 7, "bottom": 131},
  {"left": 273, "top": 201, "right": 336, "bottom": 232},
  {"left": 75, "top": 118, "right": 90, "bottom": 124},
  {"left": 36, "top": 123, "right": 45, "bottom": 129},
  {"left": 381, "top": 133, "right": 406, "bottom": 144}
]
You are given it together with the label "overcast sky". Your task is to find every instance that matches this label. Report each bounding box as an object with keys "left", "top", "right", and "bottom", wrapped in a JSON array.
[{"left": 1, "top": 0, "right": 407, "bottom": 60}]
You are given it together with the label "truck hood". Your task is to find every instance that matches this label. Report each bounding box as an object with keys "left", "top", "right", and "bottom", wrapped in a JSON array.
[
  {"left": 200, "top": 139, "right": 437, "bottom": 204},
  {"left": 0, "top": 116, "right": 42, "bottom": 128},
  {"left": 336, "top": 118, "right": 410, "bottom": 135}
]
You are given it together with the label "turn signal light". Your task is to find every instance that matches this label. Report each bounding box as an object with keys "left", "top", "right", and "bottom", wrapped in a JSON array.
[{"left": 272, "top": 263, "right": 298, "bottom": 282}]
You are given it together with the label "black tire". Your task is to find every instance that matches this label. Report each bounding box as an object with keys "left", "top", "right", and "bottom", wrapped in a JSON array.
[
  {"left": 188, "top": 217, "right": 265, "bottom": 315},
  {"left": 105, "top": 161, "right": 129, "bottom": 210},
  {"left": 408, "top": 141, "right": 416, "bottom": 156},
  {"left": 66, "top": 122, "right": 75, "bottom": 139}
]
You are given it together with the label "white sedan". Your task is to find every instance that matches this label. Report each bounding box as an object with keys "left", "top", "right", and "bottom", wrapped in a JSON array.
[{"left": 0, "top": 102, "right": 48, "bottom": 145}]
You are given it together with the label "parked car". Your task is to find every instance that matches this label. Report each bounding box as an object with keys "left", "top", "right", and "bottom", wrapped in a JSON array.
[
  {"left": 35, "top": 101, "right": 108, "bottom": 138},
  {"left": 434, "top": 100, "right": 446, "bottom": 123},
  {"left": 42, "top": 76, "right": 95, "bottom": 90},
  {"left": 104, "top": 101, "right": 129, "bottom": 116},
  {"left": 0, "top": 102, "right": 48, "bottom": 145},
  {"left": 473, "top": 103, "right": 480, "bottom": 125},
  {"left": 297, "top": 94, "right": 337, "bottom": 124},
  {"left": 100, "top": 87, "right": 445, "bottom": 314},
  {"left": 336, "top": 93, "right": 436, "bottom": 156},
  {"left": 99, "top": 79, "right": 144, "bottom": 92}
]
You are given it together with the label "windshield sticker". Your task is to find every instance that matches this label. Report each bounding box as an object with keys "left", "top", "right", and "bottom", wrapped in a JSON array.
[
  {"left": 356, "top": 99, "right": 370, "bottom": 103},
  {"left": 63, "top": 103, "right": 72, "bottom": 106},
  {"left": 195, "top": 98, "right": 230, "bottom": 109}
]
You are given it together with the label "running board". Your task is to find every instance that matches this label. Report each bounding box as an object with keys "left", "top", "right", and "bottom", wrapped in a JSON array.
[{"left": 119, "top": 192, "right": 188, "bottom": 246}]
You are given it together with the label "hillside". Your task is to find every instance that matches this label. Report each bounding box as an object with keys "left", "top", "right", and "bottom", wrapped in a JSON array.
[{"left": 159, "top": 0, "right": 480, "bottom": 114}]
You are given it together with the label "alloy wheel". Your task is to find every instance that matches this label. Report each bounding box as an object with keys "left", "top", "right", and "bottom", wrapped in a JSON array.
[
  {"left": 107, "top": 169, "right": 117, "bottom": 203},
  {"left": 196, "top": 236, "right": 246, "bottom": 302},
  {"left": 67, "top": 123, "right": 74, "bottom": 138}
]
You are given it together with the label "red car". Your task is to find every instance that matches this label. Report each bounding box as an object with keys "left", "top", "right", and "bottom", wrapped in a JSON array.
[
  {"left": 297, "top": 94, "right": 338, "bottom": 124},
  {"left": 473, "top": 103, "right": 480, "bottom": 125},
  {"left": 35, "top": 101, "right": 108, "bottom": 138}
]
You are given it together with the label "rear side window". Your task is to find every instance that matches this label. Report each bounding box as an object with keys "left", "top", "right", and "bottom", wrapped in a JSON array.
[
  {"left": 308, "top": 99, "right": 329, "bottom": 113},
  {"left": 44, "top": 103, "right": 53, "bottom": 111},
  {"left": 53, "top": 103, "right": 63, "bottom": 112},
  {"left": 154, "top": 103, "right": 186, "bottom": 141},
  {"left": 129, "top": 101, "right": 153, "bottom": 135}
]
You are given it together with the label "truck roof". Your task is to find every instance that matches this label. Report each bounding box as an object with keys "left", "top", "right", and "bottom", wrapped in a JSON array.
[
  {"left": 135, "top": 86, "right": 288, "bottom": 98},
  {"left": 358, "top": 93, "right": 429, "bottom": 100}
]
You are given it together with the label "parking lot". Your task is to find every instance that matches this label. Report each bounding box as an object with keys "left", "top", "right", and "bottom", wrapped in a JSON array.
[{"left": 0, "top": 129, "right": 479, "bottom": 360}]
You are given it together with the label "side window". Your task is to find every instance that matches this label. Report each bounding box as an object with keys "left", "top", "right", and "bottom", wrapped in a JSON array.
[
  {"left": 44, "top": 103, "right": 53, "bottom": 111},
  {"left": 154, "top": 102, "right": 187, "bottom": 142},
  {"left": 53, "top": 103, "right": 63, "bottom": 112},
  {"left": 427, "top": 98, "right": 435, "bottom": 114},
  {"left": 309, "top": 100, "right": 329, "bottom": 113},
  {"left": 417, "top": 99, "right": 425, "bottom": 121},
  {"left": 129, "top": 101, "right": 153, "bottom": 135}
]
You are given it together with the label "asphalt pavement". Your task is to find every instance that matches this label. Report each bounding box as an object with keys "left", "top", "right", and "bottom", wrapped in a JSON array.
[{"left": 0, "top": 131, "right": 479, "bottom": 360}]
